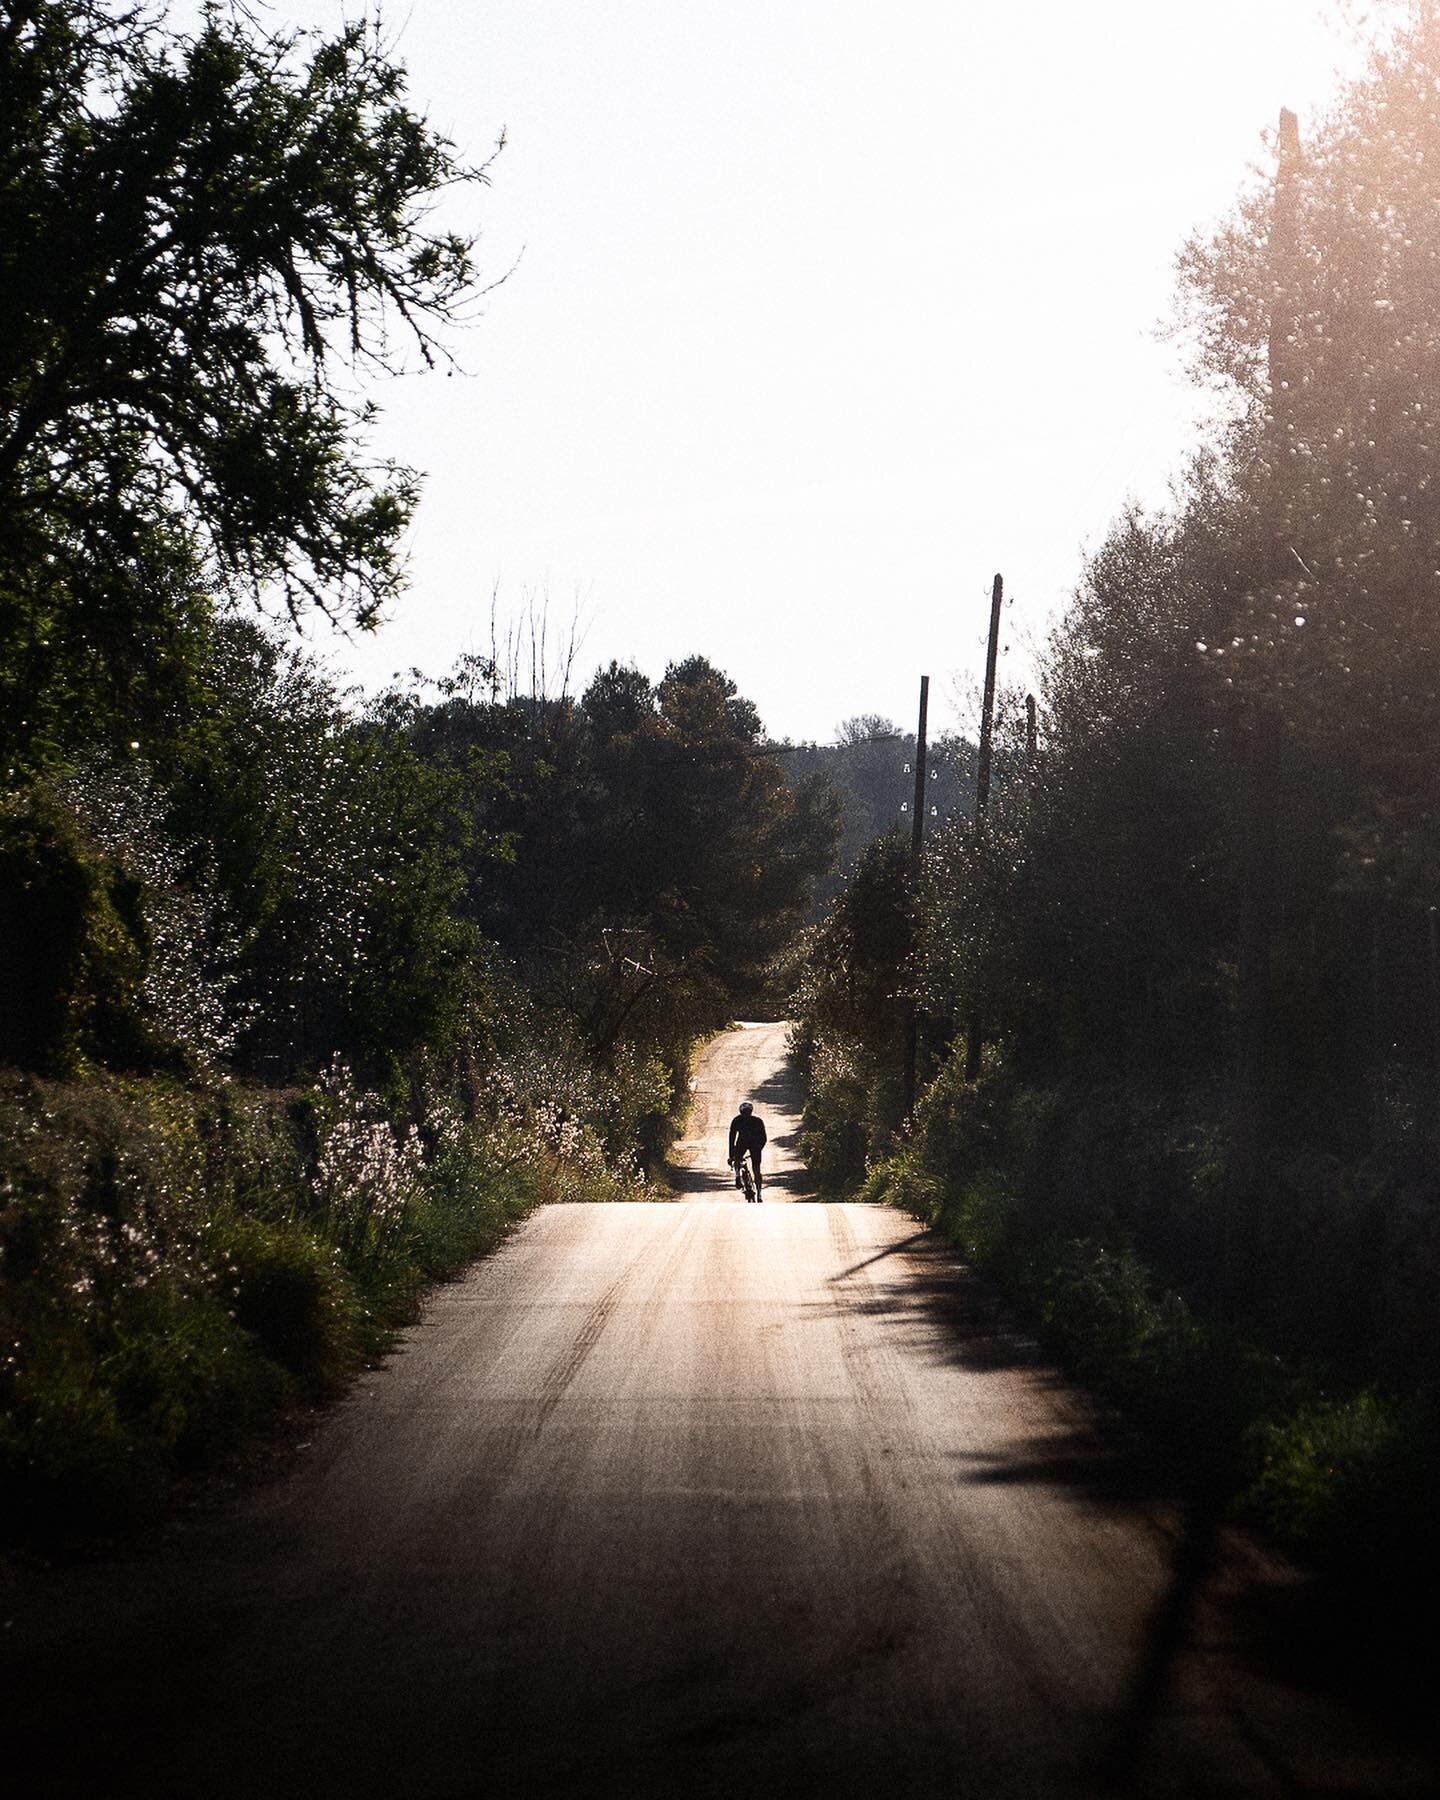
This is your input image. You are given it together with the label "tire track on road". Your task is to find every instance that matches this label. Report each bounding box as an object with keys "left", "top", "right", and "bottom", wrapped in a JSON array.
[{"left": 532, "top": 1206, "right": 702, "bottom": 1431}]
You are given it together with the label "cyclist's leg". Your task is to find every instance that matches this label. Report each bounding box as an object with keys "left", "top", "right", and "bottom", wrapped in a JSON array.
[{"left": 750, "top": 1147, "right": 763, "bottom": 1198}]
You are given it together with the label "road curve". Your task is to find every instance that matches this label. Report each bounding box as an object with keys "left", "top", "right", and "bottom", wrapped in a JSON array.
[{"left": 3, "top": 1028, "right": 1429, "bottom": 1797}]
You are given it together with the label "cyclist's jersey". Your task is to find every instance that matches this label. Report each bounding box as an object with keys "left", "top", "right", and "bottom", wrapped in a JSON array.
[{"left": 728, "top": 1113, "right": 767, "bottom": 1159}]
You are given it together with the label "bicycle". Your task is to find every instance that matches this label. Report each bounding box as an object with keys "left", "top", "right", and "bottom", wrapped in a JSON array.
[{"left": 732, "top": 1154, "right": 758, "bottom": 1202}]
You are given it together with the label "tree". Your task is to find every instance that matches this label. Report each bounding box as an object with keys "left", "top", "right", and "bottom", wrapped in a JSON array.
[
  {"left": 836, "top": 714, "right": 899, "bottom": 747},
  {"left": 0, "top": 0, "right": 493, "bottom": 772},
  {"left": 581, "top": 661, "right": 654, "bottom": 745},
  {"left": 656, "top": 654, "right": 763, "bottom": 745},
  {"left": 781, "top": 715, "right": 978, "bottom": 917},
  {"left": 795, "top": 832, "right": 915, "bottom": 1163},
  {"left": 1176, "top": 5, "right": 1440, "bottom": 1149},
  {"left": 159, "top": 620, "right": 480, "bottom": 1083},
  {"left": 1177, "top": 3, "right": 1440, "bottom": 906},
  {"left": 402, "top": 653, "right": 839, "bottom": 1054},
  {"left": 915, "top": 496, "right": 1237, "bottom": 1088}
]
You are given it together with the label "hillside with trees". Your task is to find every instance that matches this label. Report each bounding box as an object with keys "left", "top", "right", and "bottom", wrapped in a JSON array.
[{"left": 776, "top": 715, "right": 979, "bottom": 915}]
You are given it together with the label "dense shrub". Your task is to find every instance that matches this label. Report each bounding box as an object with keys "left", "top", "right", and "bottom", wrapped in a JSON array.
[
  {"left": 0, "top": 1048, "right": 648, "bottom": 1547},
  {"left": 0, "top": 790, "right": 153, "bottom": 1072},
  {"left": 795, "top": 1028, "right": 873, "bottom": 1194},
  {"left": 850, "top": 1062, "right": 1437, "bottom": 1586},
  {"left": 219, "top": 1217, "right": 357, "bottom": 1388},
  {"left": 1238, "top": 1389, "right": 1440, "bottom": 1623}
]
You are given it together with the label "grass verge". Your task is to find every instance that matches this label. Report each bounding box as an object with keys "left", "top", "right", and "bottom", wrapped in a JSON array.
[{"left": 0, "top": 1063, "right": 638, "bottom": 1551}]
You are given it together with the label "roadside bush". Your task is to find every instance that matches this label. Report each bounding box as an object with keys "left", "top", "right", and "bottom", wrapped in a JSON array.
[
  {"left": 0, "top": 1044, "right": 650, "bottom": 1549},
  {"left": 1018, "top": 1237, "right": 1212, "bottom": 1439},
  {"left": 797, "top": 1030, "right": 871, "bottom": 1194},
  {"left": 0, "top": 1074, "right": 281, "bottom": 1539},
  {"left": 907, "top": 1053, "right": 1016, "bottom": 1189},
  {"left": 403, "top": 1125, "right": 540, "bottom": 1284},
  {"left": 857, "top": 1148, "right": 939, "bottom": 1220},
  {"left": 0, "top": 789, "right": 153, "bottom": 1073},
  {"left": 219, "top": 1216, "right": 357, "bottom": 1390},
  {"left": 597, "top": 1040, "right": 679, "bottom": 1171},
  {"left": 1239, "top": 1390, "right": 1431, "bottom": 1575},
  {"left": 0, "top": 1380, "right": 168, "bottom": 1541},
  {"left": 104, "top": 1279, "right": 281, "bottom": 1466},
  {"left": 311, "top": 1057, "right": 425, "bottom": 1266},
  {"left": 931, "top": 1168, "right": 1019, "bottom": 1271}
]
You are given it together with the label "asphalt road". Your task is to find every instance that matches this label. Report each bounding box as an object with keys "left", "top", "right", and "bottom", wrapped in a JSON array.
[
  {"left": 668, "top": 1018, "right": 810, "bottom": 1197},
  {"left": 3, "top": 1024, "right": 1430, "bottom": 1797}
]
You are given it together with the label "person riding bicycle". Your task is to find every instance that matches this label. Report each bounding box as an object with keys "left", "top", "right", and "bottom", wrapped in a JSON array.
[{"left": 727, "top": 1100, "right": 767, "bottom": 1201}]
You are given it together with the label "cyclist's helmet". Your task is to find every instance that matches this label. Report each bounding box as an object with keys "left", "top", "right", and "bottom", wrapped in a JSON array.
[{"left": 739, "top": 1101, "right": 753, "bottom": 1114}]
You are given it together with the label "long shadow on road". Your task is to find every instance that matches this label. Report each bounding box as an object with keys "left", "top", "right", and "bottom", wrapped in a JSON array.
[
  {"left": 666, "top": 1160, "right": 814, "bottom": 1199},
  {"left": 816, "top": 1222, "right": 1437, "bottom": 1795},
  {"left": 665, "top": 1164, "right": 734, "bottom": 1196}
]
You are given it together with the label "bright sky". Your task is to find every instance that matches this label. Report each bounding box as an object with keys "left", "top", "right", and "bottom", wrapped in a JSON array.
[{"left": 276, "top": 0, "right": 1380, "bottom": 743}]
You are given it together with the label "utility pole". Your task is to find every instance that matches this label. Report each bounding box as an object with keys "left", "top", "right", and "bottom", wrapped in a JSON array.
[
  {"left": 909, "top": 675, "right": 930, "bottom": 865},
  {"left": 965, "top": 574, "right": 1005, "bottom": 1082},
  {"left": 1429, "top": 907, "right": 1440, "bottom": 1147},
  {"left": 974, "top": 573, "right": 1004, "bottom": 815},
  {"left": 1025, "top": 693, "right": 1037, "bottom": 767},
  {"left": 902, "top": 674, "right": 930, "bottom": 1120}
]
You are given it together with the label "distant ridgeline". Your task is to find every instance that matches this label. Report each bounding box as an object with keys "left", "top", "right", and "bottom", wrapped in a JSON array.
[{"left": 769, "top": 727, "right": 980, "bottom": 917}]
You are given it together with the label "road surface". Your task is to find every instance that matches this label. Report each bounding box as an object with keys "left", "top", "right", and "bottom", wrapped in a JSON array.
[
  {"left": 2, "top": 1023, "right": 1430, "bottom": 1796},
  {"left": 668, "top": 1018, "right": 809, "bottom": 1196}
]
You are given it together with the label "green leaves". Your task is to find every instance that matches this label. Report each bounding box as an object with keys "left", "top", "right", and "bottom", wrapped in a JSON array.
[
  {"left": 395, "top": 653, "right": 837, "bottom": 1060},
  {"left": 0, "top": 0, "right": 491, "bottom": 773}
]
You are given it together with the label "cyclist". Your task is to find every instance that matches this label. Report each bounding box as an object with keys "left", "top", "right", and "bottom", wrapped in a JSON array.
[{"left": 727, "top": 1100, "right": 767, "bottom": 1201}]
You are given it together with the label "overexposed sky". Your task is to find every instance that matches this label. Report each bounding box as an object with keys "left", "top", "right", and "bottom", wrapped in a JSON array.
[{"left": 276, "top": 0, "right": 1380, "bottom": 742}]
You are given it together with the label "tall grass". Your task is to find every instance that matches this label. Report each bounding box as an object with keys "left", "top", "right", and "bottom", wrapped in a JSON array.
[{"left": 0, "top": 1056, "right": 645, "bottom": 1548}]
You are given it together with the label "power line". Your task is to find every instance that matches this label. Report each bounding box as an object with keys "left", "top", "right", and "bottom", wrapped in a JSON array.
[{"left": 762, "top": 735, "right": 904, "bottom": 755}]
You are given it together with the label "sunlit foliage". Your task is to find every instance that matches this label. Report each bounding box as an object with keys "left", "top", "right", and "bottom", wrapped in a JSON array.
[{"left": 791, "top": 1, "right": 1440, "bottom": 1597}]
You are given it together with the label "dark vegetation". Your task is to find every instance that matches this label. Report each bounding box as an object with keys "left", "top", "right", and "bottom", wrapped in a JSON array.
[
  {"left": 0, "top": 0, "right": 835, "bottom": 1545},
  {"left": 792, "top": 7, "right": 1440, "bottom": 1621}
]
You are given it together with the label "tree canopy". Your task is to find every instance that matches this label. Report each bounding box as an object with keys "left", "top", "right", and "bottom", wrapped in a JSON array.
[
  {"left": 0, "top": 0, "right": 492, "bottom": 773},
  {"left": 401, "top": 654, "right": 840, "bottom": 1058}
]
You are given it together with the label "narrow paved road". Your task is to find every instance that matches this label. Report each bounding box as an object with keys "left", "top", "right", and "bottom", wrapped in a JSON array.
[
  {"left": 3, "top": 1026, "right": 1429, "bottom": 1796},
  {"left": 668, "top": 1018, "right": 808, "bottom": 1196}
]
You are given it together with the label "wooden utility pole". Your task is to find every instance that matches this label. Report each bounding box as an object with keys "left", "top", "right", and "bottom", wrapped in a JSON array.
[
  {"left": 965, "top": 574, "right": 1005, "bottom": 1082},
  {"left": 974, "top": 573, "right": 1004, "bottom": 815},
  {"left": 1268, "top": 109, "right": 1303, "bottom": 430},
  {"left": 902, "top": 674, "right": 930, "bottom": 1120},
  {"left": 909, "top": 675, "right": 930, "bottom": 865},
  {"left": 1025, "top": 692, "right": 1037, "bottom": 767},
  {"left": 1429, "top": 907, "right": 1440, "bottom": 1146}
]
